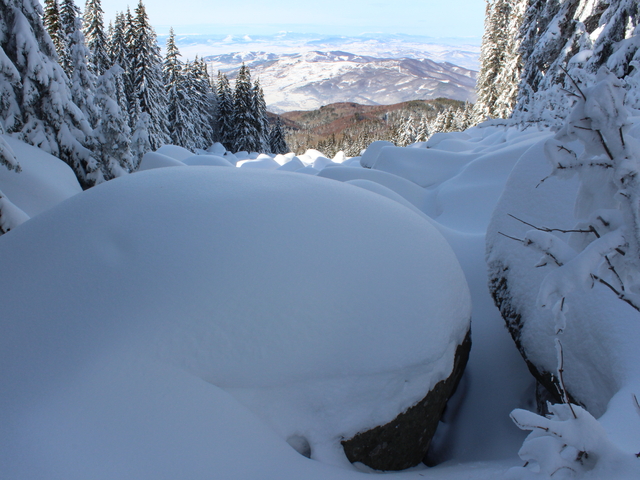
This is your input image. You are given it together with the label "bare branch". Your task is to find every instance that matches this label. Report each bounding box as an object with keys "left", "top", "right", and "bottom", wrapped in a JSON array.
[
  {"left": 556, "top": 339, "right": 578, "bottom": 419},
  {"left": 596, "top": 129, "right": 614, "bottom": 161},
  {"left": 560, "top": 66, "right": 586, "bottom": 100},
  {"left": 498, "top": 231, "right": 525, "bottom": 243},
  {"left": 508, "top": 214, "right": 593, "bottom": 234},
  {"left": 591, "top": 274, "right": 640, "bottom": 312}
]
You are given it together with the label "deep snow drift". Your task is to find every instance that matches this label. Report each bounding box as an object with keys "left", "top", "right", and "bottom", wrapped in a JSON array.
[{"left": 2, "top": 116, "right": 639, "bottom": 478}]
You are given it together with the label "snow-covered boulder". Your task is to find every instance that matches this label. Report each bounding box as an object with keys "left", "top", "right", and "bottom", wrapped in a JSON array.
[
  {"left": 486, "top": 137, "right": 640, "bottom": 455},
  {"left": 359, "top": 140, "right": 394, "bottom": 168},
  {"left": 277, "top": 156, "right": 305, "bottom": 171},
  {"left": 138, "top": 151, "right": 187, "bottom": 170},
  {"left": 155, "top": 144, "right": 194, "bottom": 161},
  {"left": 0, "top": 167, "right": 471, "bottom": 474},
  {"left": 237, "top": 154, "right": 280, "bottom": 169}
]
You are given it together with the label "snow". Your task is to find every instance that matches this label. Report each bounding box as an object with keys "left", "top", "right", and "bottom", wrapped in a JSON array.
[
  {"left": 0, "top": 166, "right": 471, "bottom": 476},
  {"left": 2, "top": 114, "right": 639, "bottom": 478},
  {"left": 0, "top": 135, "right": 81, "bottom": 217}
]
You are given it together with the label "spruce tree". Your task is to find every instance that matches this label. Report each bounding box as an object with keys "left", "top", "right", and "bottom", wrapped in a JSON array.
[
  {"left": 268, "top": 117, "right": 288, "bottom": 154},
  {"left": 131, "top": 0, "right": 169, "bottom": 150},
  {"left": 84, "top": 0, "right": 110, "bottom": 75},
  {"left": 60, "top": 0, "right": 99, "bottom": 128},
  {"left": 191, "top": 57, "right": 216, "bottom": 149},
  {"left": 232, "top": 64, "right": 260, "bottom": 153},
  {"left": 251, "top": 79, "right": 269, "bottom": 152},
  {"left": 43, "top": 0, "right": 65, "bottom": 60},
  {"left": 93, "top": 65, "right": 134, "bottom": 178},
  {"left": 163, "top": 28, "right": 193, "bottom": 150},
  {"left": 0, "top": 0, "right": 103, "bottom": 187},
  {"left": 108, "top": 11, "right": 133, "bottom": 127},
  {"left": 215, "top": 71, "right": 234, "bottom": 151}
]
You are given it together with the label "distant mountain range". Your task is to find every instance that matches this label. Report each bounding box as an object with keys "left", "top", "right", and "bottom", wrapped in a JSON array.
[
  {"left": 203, "top": 50, "right": 477, "bottom": 113},
  {"left": 159, "top": 31, "right": 481, "bottom": 69}
]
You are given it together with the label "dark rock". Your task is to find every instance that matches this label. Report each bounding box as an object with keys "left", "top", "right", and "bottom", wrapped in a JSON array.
[{"left": 341, "top": 329, "right": 471, "bottom": 471}]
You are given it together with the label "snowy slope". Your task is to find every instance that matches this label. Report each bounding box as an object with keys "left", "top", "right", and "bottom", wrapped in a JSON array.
[{"left": 205, "top": 51, "right": 477, "bottom": 112}]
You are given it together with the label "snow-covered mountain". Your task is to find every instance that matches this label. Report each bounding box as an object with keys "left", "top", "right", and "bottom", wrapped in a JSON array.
[
  {"left": 159, "top": 31, "right": 481, "bottom": 69},
  {"left": 204, "top": 50, "right": 477, "bottom": 113}
]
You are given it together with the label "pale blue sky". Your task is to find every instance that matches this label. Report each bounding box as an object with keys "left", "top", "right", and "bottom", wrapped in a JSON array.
[{"left": 95, "top": 0, "right": 485, "bottom": 38}]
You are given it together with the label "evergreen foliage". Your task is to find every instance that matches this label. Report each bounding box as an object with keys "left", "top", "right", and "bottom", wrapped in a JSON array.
[
  {"left": 269, "top": 117, "right": 288, "bottom": 154},
  {"left": 215, "top": 71, "right": 234, "bottom": 151},
  {"left": 0, "top": 0, "right": 103, "bottom": 188},
  {"left": 231, "top": 64, "right": 261, "bottom": 153},
  {"left": 130, "top": 0, "right": 168, "bottom": 150},
  {"left": 83, "top": 0, "right": 110, "bottom": 75},
  {"left": 163, "top": 28, "right": 193, "bottom": 149}
]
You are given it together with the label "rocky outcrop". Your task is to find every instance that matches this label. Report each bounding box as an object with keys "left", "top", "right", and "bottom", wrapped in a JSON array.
[{"left": 341, "top": 329, "right": 471, "bottom": 471}]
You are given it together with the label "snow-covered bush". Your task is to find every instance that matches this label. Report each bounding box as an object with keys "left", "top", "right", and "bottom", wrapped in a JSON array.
[{"left": 508, "top": 403, "right": 639, "bottom": 479}]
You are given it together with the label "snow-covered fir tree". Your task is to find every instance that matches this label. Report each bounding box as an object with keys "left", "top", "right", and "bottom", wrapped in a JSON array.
[
  {"left": 163, "top": 28, "right": 194, "bottom": 150},
  {"left": 83, "top": 0, "right": 110, "bottom": 75},
  {"left": 93, "top": 65, "right": 133, "bottom": 178},
  {"left": 130, "top": 0, "right": 168, "bottom": 150},
  {"left": 107, "top": 11, "right": 132, "bottom": 127},
  {"left": 269, "top": 116, "right": 288, "bottom": 154},
  {"left": 60, "top": 0, "right": 100, "bottom": 129},
  {"left": 43, "top": 0, "right": 65, "bottom": 62},
  {"left": 58, "top": 0, "right": 79, "bottom": 76},
  {"left": 231, "top": 64, "right": 261, "bottom": 153},
  {"left": 251, "top": 79, "right": 269, "bottom": 152},
  {"left": 215, "top": 71, "right": 234, "bottom": 151},
  {"left": 186, "top": 57, "right": 215, "bottom": 150},
  {"left": 0, "top": 0, "right": 103, "bottom": 187}
]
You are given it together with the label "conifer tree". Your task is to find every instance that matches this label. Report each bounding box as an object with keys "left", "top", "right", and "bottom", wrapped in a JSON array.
[
  {"left": 0, "top": 0, "right": 103, "bottom": 187},
  {"left": 269, "top": 117, "right": 288, "bottom": 154},
  {"left": 130, "top": 0, "right": 169, "bottom": 150},
  {"left": 232, "top": 64, "right": 261, "bottom": 153},
  {"left": 43, "top": 0, "right": 65, "bottom": 60},
  {"left": 215, "top": 71, "right": 234, "bottom": 150},
  {"left": 186, "top": 57, "right": 216, "bottom": 149},
  {"left": 93, "top": 65, "right": 134, "bottom": 178},
  {"left": 163, "top": 29, "right": 194, "bottom": 150},
  {"left": 251, "top": 79, "right": 269, "bottom": 152},
  {"left": 108, "top": 11, "right": 132, "bottom": 126},
  {"left": 60, "top": 0, "right": 99, "bottom": 128},
  {"left": 84, "top": 0, "right": 110, "bottom": 75}
]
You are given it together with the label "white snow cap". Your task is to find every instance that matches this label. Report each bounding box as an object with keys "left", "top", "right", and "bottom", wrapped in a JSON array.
[{"left": 0, "top": 167, "right": 470, "bottom": 473}]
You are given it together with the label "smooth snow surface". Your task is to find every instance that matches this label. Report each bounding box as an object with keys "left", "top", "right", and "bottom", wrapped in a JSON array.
[
  {"left": 4, "top": 115, "right": 638, "bottom": 479},
  {"left": 0, "top": 167, "right": 471, "bottom": 476},
  {"left": 0, "top": 135, "right": 81, "bottom": 216}
]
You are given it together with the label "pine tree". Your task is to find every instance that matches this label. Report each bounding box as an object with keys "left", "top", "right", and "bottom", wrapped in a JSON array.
[
  {"left": 43, "top": 0, "right": 65, "bottom": 60},
  {"left": 93, "top": 65, "right": 133, "bottom": 178},
  {"left": 215, "top": 71, "right": 234, "bottom": 150},
  {"left": 251, "top": 79, "right": 269, "bottom": 152},
  {"left": 108, "top": 11, "right": 132, "bottom": 127},
  {"left": 186, "top": 57, "right": 216, "bottom": 149},
  {"left": 163, "top": 28, "right": 194, "bottom": 150},
  {"left": 84, "top": 0, "right": 110, "bottom": 75},
  {"left": 269, "top": 117, "right": 288, "bottom": 154},
  {"left": 130, "top": 0, "right": 169, "bottom": 150},
  {"left": 61, "top": 0, "right": 99, "bottom": 128},
  {"left": 232, "top": 65, "right": 261, "bottom": 153},
  {"left": 0, "top": 0, "right": 103, "bottom": 187},
  {"left": 474, "top": 0, "right": 511, "bottom": 121},
  {"left": 58, "top": 0, "right": 80, "bottom": 76}
]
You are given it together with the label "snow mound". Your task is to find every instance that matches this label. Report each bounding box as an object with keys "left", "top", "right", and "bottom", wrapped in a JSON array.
[
  {"left": 138, "top": 151, "right": 187, "bottom": 170},
  {"left": 0, "top": 167, "right": 471, "bottom": 472},
  {"left": 0, "top": 135, "right": 81, "bottom": 217},
  {"left": 156, "top": 144, "right": 196, "bottom": 161},
  {"left": 182, "top": 154, "right": 234, "bottom": 167}
]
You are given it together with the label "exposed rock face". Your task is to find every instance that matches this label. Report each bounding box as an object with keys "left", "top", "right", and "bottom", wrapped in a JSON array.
[{"left": 341, "top": 329, "right": 471, "bottom": 471}]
